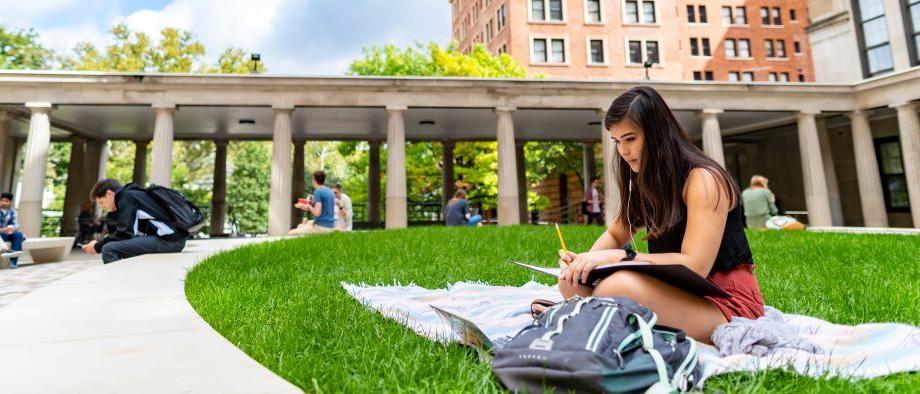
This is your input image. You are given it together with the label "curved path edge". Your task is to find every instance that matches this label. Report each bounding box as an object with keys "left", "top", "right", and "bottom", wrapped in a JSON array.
[{"left": 0, "top": 237, "right": 302, "bottom": 394}]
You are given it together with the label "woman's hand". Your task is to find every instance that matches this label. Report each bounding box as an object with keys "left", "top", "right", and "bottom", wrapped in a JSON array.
[
  {"left": 558, "top": 248, "right": 575, "bottom": 267},
  {"left": 561, "top": 249, "right": 625, "bottom": 286}
]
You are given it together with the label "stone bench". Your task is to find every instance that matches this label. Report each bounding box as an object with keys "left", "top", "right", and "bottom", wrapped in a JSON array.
[{"left": 20, "top": 237, "right": 76, "bottom": 264}]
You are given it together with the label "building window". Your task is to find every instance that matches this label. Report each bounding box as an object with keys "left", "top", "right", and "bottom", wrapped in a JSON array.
[
  {"left": 497, "top": 5, "right": 506, "bottom": 30},
  {"left": 772, "top": 7, "right": 782, "bottom": 25},
  {"left": 705, "top": 71, "right": 714, "bottom": 80},
  {"left": 760, "top": 7, "right": 770, "bottom": 24},
  {"left": 586, "top": 0, "right": 602, "bottom": 23},
  {"left": 533, "top": 39, "right": 548, "bottom": 62},
  {"left": 625, "top": 0, "right": 657, "bottom": 24},
  {"left": 626, "top": 39, "right": 660, "bottom": 64},
  {"left": 739, "top": 39, "right": 751, "bottom": 57},
  {"left": 768, "top": 72, "right": 778, "bottom": 82},
  {"left": 646, "top": 41, "right": 659, "bottom": 63},
  {"left": 854, "top": 0, "right": 894, "bottom": 76},
  {"left": 688, "top": 5, "right": 707, "bottom": 23},
  {"left": 721, "top": 6, "right": 730, "bottom": 24},
  {"left": 790, "top": 9, "right": 798, "bottom": 21},
  {"left": 690, "top": 38, "right": 710, "bottom": 56},
  {"left": 906, "top": 0, "right": 920, "bottom": 65},
  {"left": 693, "top": 71, "right": 714, "bottom": 80},
  {"left": 776, "top": 39, "right": 787, "bottom": 57},
  {"left": 875, "top": 137, "right": 911, "bottom": 211},
  {"left": 589, "top": 39, "right": 606, "bottom": 64},
  {"left": 794, "top": 41, "right": 802, "bottom": 53},
  {"left": 725, "top": 39, "right": 737, "bottom": 57},
  {"left": 765, "top": 40, "right": 775, "bottom": 57},
  {"left": 551, "top": 38, "right": 565, "bottom": 62},
  {"left": 780, "top": 72, "right": 790, "bottom": 81},
  {"left": 736, "top": 6, "right": 748, "bottom": 24},
  {"left": 629, "top": 40, "right": 643, "bottom": 63},
  {"left": 742, "top": 71, "right": 754, "bottom": 81},
  {"left": 728, "top": 71, "right": 740, "bottom": 81},
  {"left": 531, "top": 0, "right": 564, "bottom": 22},
  {"left": 798, "top": 73, "right": 805, "bottom": 81}
]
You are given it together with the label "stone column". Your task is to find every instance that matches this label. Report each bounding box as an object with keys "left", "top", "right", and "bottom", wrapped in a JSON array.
[
  {"left": 495, "top": 106, "right": 520, "bottom": 226},
  {"left": 210, "top": 140, "right": 228, "bottom": 236},
  {"left": 385, "top": 106, "right": 408, "bottom": 229},
  {"left": 150, "top": 104, "right": 176, "bottom": 187},
  {"left": 60, "top": 137, "right": 86, "bottom": 236},
  {"left": 700, "top": 109, "right": 725, "bottom": 168},
  {"left": 132, "top": 140, "right": 149, "bottom": 185},
  {"left": 368, "top": 140, "right": 382, "bottom": 225},
  {"left": 83, "top": 140, "right": 105, "bottom": 186},
  {"left": 291, "top": 140, "right": 306, "bottom": 228},
  {"left": 20, "top": 102, "right": 53, "bottom": 238},
  {"left": 9, "top": 139, "right": 22, "bottom": 196},
  {"left": 0, "top": 111, "right": 10, "bottom": 191},
  {"left": 441, "top": 141, "right": 455, "bottom": 209},
  {"left": 600, "top": 110, "right": 620, "bottom": 226},
  {"left": 516, "top": 141, "right": 528, "bottom": 224},
  {"left": 267, "top": 106, "right": 293, "bottom": 236},
  {"left": 816, "top": 118, "right": 844, "bottom": 225},
  {"left": 796, "top": 110, "right": 833, "bottom": 227},
  {"left": 892, "top": 102, "right": 920, "bottom": 227},
  {"left": 847, "top": 110, "right": 888, "bottom": 227},
  {"left": 97, "top": 141, "right": 110, "bottom": 180}
]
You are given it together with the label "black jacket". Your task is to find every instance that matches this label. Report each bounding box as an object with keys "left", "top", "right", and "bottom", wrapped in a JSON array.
[{"left": 94, "top": 184, "right": 188, "bottom": 252}]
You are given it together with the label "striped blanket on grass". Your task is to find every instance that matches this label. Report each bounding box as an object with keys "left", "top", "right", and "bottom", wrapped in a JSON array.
[{"left": 342, "top": 281, "right": 920, "bottom": 383}]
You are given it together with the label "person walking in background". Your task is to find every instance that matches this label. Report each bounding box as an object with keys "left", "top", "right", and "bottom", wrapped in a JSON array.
[
  {"left": 332, "top": 184, "right": 353, "bottom": 232},
  {"left": 444, "top": 189, "right": 481, "bottom": 226},
  {"left": 0, "top": 192, "right": 25, "bottom": 268},
  {"left": 742, "top": 175, "right": 778, "bottom": 229},
  {"left": 584, "top": 177, "right": 603, "bottom": 225}
]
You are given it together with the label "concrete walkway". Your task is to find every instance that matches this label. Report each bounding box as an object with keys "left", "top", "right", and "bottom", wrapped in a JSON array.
[{"left": 0, "top": 237, "right": 302, "bottom": 393}]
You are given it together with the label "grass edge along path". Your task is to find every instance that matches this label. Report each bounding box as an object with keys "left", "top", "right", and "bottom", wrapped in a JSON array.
[{"left": 186, "top": 226, "right": 920, "bottom": 392}]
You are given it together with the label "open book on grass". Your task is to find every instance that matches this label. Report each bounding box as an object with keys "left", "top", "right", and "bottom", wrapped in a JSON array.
[{"left": 510, "top": 261, "right": 731, "bottom": 298}]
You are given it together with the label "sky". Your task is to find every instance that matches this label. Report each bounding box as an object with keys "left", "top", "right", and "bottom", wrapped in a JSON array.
[{"left": 0, "top": 0, "right": 452, "bottom": 75}]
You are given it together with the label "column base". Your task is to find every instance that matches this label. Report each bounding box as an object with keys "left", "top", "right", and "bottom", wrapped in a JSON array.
[
  {"left": 497, "top": 196, "right": 521, "bottom": 226},
  {"left": 385, "top": 197, "right": 407, "bottom": 229}
]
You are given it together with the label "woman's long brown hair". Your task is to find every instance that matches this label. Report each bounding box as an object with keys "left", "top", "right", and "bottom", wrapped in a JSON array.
[{"left": 604, "top": 86, "right": 739, "bottom": 239}]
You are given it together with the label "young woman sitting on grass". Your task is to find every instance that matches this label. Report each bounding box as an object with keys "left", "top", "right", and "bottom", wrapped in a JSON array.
[{"left": 550, "top": 86, "right": 764, "bottom": 344}]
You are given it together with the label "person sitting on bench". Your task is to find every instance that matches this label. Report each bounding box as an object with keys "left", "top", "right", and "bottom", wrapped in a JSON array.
[
  {"left": 81, "top": 179, "right": 187, "bottom": 264},
  {"left": 0, "top": 192, "right": 25, "bottom": 268}
]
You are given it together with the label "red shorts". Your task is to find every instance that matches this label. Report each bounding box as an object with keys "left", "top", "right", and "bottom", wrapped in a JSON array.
[{"left": 704, "top": 264, "right": 765, "bottom": 321}]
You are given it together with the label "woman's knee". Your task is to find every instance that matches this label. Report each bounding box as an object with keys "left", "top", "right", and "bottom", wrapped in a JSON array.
[{"left": 593, "top": 271, "right": 648, "bottom": 299}]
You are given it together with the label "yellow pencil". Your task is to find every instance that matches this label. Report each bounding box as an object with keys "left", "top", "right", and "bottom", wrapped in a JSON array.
[{"left": 554, "top": 223, "right": 568, "bottom": 253}]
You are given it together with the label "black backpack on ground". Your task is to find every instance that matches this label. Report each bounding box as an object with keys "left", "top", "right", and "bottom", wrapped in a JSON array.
[
  {"left": 491, "top": 296, "right": 701, "bottom": 394},
  {"left": 144, "top": 184, "right": 206, "bottom": 233}
]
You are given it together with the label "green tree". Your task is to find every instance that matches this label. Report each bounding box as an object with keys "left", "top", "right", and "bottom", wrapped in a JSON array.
[
  {"left": 346, "top": 42, "right": 551, "bottom": 212},
  {"left": 60, "top": 23, "right": 268, "bottom": 231},
  {"left": 0, "top": 25, "right": 53, "bottom": 69},
  {"left": 226, "top": 141, "right": 270, "bottom": 234}
]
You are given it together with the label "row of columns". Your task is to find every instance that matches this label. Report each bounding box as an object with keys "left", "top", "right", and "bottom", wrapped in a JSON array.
[
  {"left": 696, "top": 103, "right": 920, "bottom": 228},
  {"left": 5, "top": 100, "right": 919, "bottom": 238}
]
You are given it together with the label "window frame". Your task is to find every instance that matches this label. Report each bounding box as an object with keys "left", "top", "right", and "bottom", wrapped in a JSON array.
[
  {"left": 852, "top": 0, "right": 896, "bottom": 77},
  {"left": 586, "top": 36, "right": 609, "bottom": 65},
  {"left": 497, "top": 5, "right": 507, "bottom": 31},
  {"left": 529, "top": 0, "right": 567, "bottom": 23},
  {"left": 584, "top": 0, "right": 605, "bottom": 24},
  {"left": 901, "top": 0, "right": 920, "bottom": 65},
  {"left": 623, "top": 37, "right": 664, "bottom": 65},
  {"left": 530, "top": 36, "right": 570, "bottom": 65},
  {"left": 874, "top": 136, "right": 911, "bottom": 212},
  {"left": 622, "top": 0, "right": 659, "bottom": 25}
]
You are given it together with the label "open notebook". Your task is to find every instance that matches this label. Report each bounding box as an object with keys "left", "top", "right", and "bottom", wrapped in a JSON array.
[{"left": 510, "top": 261, "right": 731, "bottom": 298}]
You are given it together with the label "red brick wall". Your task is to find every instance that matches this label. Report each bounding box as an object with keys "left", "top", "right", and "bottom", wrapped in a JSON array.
[{"left": 450, "top": 0, "right": 814, "bottom": 82}]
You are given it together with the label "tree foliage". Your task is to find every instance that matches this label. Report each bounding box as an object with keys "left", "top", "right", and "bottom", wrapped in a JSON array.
[{"left": 0, "top": 25, "right": 52, "bottom": 69}]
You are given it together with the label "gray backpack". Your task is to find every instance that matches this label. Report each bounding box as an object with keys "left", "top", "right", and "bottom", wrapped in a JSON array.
[{"left": 491, "top": 296, "right": 701, "bottom": 394}]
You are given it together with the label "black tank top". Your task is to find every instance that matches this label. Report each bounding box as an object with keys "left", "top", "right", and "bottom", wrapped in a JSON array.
[{"left": 646, "top": 200, "right": 753, "bottom": 275}]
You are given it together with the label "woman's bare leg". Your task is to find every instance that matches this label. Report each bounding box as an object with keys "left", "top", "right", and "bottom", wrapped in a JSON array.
[
  {"left": 592, "top": 271, "right": 727, "bottom": 344},
  {"left": 558, "top": 276, "right": 593, "bottom": 299}
]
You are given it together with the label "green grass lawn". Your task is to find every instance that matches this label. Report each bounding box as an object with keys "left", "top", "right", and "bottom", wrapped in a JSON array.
[{"left": 186, "top": 226, "right": 920, "bottom": 393}]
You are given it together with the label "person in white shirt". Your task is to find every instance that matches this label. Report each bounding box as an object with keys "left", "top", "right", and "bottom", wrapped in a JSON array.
[{"left": 332, "top": 184, "right": 353, "bottom": 232}]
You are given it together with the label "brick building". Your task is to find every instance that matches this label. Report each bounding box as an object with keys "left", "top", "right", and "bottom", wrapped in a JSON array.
[{"left": 450, "top": 0, "right": 815, "bottom": 82}]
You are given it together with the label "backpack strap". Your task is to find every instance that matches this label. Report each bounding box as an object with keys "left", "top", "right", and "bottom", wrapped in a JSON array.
[
  {"left": 631, "top": 313, "right": 674, "bottom": 393},
  {"left": 529, "top": 297, "right": 593, "bottom": 351}
]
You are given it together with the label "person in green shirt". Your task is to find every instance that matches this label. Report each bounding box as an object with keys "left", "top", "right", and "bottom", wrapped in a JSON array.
[{"left": 741, "top": 175, "right": 778, "bottom": 229}]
